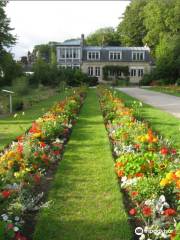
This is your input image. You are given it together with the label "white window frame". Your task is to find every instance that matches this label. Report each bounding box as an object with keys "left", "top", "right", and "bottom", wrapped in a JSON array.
[
  {"left": 88, "top": 66, "right": 93, "bottom": 76},
  {"left": 58, "top": 47, "right": 81, "bottom": 60},
  {"left": 109, "top": 51, "right": 122, "bottom": 61},
  {"left": 132, "top": 51, "right": 145, "bottom": 61},
  {"left": 95, "top": 67, "right": 100, "bottom": 77},
  {"left": 87, "top": 51, "right": 100, "bottom": 61},
  {"left": 130, "top": 67, "right": 144, "bottom": 77}
]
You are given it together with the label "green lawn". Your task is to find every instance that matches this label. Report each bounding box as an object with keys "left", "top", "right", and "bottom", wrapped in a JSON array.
[
  {"left": 0, "top": 91, "right": 68, "bottom": 150},
  {"left": 115, "top": 90, "right": 180, "bottom": 149},
  {"left": 33, "top": 89, "right": 132, "bottom": 240},
  {"left": 142, "top": 86, "right": 180, "bottom": 97}
]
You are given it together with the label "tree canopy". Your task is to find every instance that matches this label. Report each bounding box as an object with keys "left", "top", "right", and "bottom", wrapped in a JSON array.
[
  {"left": 85, "top": 27, "right": 121, "bottom": 46},
  {"left": 0, "top": 0, "right": 16, "bottom": 53}
]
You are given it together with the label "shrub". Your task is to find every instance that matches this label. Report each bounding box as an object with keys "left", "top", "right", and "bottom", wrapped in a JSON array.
[
  {"left": 12, "top": 98, "right": 24, "bottom": 111},
  {"left": 12, "top": 76, "right": 29, "bottom": 95},
  {"left": 88, "top": 76, "right": 99, "bottom": 86},
  {"left": 139, "top": 74, "right": 153, "bottom": 86}
]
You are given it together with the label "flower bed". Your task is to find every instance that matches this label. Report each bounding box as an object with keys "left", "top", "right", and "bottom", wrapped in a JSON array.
[
  {"left": 0, "top": 87, "right": 87, "bottom": 240},
  {"left": 98, "top": 86, "right": 179, "bottom": 240}
]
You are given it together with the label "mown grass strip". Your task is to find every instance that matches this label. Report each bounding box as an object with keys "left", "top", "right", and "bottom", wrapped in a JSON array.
[
  {"left": 142, "top": 86, "right": 180, "bottom": 97},
  {"left": 115, "top": 89, "right": 180, "bottom": 149},
  {"left": 33, "top": 89, "right": 132, "bottom": 240},
  {"left": 0, "top": 91, "right": 68, "bottom": 150}
]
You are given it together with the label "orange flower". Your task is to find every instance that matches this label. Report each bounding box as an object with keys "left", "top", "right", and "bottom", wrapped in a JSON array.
[
  {"left": 117, "top": 170, "right": 124, "bottom": 177},
  {"left": 131, "top": 191, "right": 138, "bottom": 198}
]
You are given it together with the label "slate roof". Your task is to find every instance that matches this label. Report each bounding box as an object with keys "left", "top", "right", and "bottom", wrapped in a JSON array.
[{"left": 56, "top": 39, "right": 81, "bottom": 46}]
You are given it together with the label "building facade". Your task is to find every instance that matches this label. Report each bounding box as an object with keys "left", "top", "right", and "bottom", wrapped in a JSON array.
[{"left": 56, "top": 35, "right": 153, "bottom": 83}]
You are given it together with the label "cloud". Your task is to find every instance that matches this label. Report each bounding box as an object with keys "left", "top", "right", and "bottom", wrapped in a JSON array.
[{"left": 6, "top": 1, "right": 130, "bottom": 59}]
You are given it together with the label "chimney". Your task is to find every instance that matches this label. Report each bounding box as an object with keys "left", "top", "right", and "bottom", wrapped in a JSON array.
[{"left": 81, "top": 34, "right": 84, "bottom": 47}]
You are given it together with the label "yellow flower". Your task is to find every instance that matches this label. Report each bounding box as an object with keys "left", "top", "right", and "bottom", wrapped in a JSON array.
[
  {"left": 14, "top": 172, "right": 21, "bottom": 178},
  {"left": 175, "top": 170, "right": 180, "bottom": 178},
  {"left": 32, "top": 133, "right": 41, "bottom": 138},
  {"left": 160, "top": 178, "right": 169, "bottom": 187},
  {"left": 152, "top": 137, "right": 158, "bottom": 143},
  {"left": 8, "top": 160, "right": 14, "bottom": 169},
  {"left": 166, "top": 172, "right": 174, "bottom": 181}
]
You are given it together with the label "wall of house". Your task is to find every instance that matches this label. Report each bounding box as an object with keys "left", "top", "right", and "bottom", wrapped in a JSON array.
[{"left": 81, "top": 61, "right": 152, "bottom": 83}]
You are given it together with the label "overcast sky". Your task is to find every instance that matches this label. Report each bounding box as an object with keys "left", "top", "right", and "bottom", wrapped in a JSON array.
[{"left": 6, "top": 1, "right": 130, "bottom": 60}]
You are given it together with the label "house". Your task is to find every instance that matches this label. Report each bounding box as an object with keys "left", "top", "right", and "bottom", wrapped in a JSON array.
[{"left": 55, "top": 34, "right": 153, "bottom": 83}]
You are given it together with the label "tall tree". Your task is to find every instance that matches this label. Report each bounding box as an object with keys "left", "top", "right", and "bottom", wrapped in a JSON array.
[
  {"left": 117, "top": 0, "right": 148, "bottom": 46},
  {"left": 85, "top": 27, "right": 121, "bottom": 46},
  {"left": 143, "top": 0, "right": 180, "bottom": 51},
  {"left": 0, "top": 0, "right": 16, "bottom": 53}
]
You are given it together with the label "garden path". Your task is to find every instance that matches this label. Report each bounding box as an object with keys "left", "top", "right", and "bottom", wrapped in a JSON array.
[
  {"left": 116, "top": 87, "right": 180, "bottom": 118},
  {"left": 33, "top": 89, "right": 132, "bottom": 240}
]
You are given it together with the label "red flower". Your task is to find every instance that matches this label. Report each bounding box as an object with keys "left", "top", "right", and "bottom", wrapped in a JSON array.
[
  {"left": 34, "top": 152, "right": 39, "bottom": 157},
  {"left": 29, "top": 122, "right": 41, "bottom": 134},
  {"left": 41, "top": 154, "right": 49, "bottom": 160},
  {"left": 15, "top": 232, "right": 27, "bottom": 240},
  {"left": 129, "top": 208, "right": 137, "bottom": 215},
  {"left": 131, "top": 191, "right": 138, "bottom": 198},
  {"left": 1, "top": 190, "right": 11, "bottom": 199},
  {"left": 134, "top": 144, "right": 140, "bottom": 150},
  {"left": 163, "top": 208, "right": 176, "bottom": 216},
  {"left": 7, "top": 223, "right": 14, "bottom": 229},
  {"left": 53, "top": 150, "right": 60, "bottom": 155},
  {"left": 40, "top": 142, "right": 46, "bottom": 148},
  {"left": 135, "top": 173, "right": 144, "bottom": 178},
  {"left": 33, "top": 174, "right": 41, "bottom": 184},
  {"left": 142, "top": 206, "right": 152, "bottom": 217},
  {"left": 171, "top": 149, "right": 177, "bottom": 155},
  {"left": 17, "top": 143, "right": 23, "bottom": 153},
  {"left": 160, "top": 147, "right": 168, "bottom": 155},
  {"left": 16, "top": 135, "right": 24, "bottom": 142}
]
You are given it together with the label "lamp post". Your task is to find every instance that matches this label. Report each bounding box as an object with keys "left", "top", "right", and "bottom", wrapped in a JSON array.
[{"left": 2, "top": 89, "right": 14, "bottom": 114}]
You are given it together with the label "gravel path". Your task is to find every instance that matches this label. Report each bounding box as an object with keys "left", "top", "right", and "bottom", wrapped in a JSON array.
[{"left": 116, "top": 87, "right": 180, "bottom": 118}]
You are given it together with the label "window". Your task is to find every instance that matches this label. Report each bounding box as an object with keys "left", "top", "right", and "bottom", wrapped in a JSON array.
[
  {"left": 88, "top": 67, "right": 93, "bottom": 76},
  {"left": 87, "top": 51, "right": 100, "bottom": 60},
  {"left": 130, "top": 68, "right": 144, "bottom": 77},
  {"left": 138, "top": 69, "right": 144, "bottom": 77},
  {"left": 131, "top": 69, "right": 136, "bottom": 77},
  {"left": 59, "top": 48, "right": 80, "bottom": 59},
  {"left": 95, "top": 67, "right": 100, "bottom": 77},
  {"left": 132, "top": 51, "right": 144, "bottom": 61},
  {"left": 59, "top": 48, "right": 65, "bottom": 58},
  {"left": 109, "top": 51, "right": 122, "bottom": 61}
]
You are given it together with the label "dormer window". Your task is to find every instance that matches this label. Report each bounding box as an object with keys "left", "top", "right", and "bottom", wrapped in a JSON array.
[
  {"left": 87, "top": 51, "right": 100, "bottom": 60},
  {"left": 132, "top": 51, "right": 144, "bottom": 61},
  {"left": 109, "top": 51, "right": 122, "bottom": 60}
]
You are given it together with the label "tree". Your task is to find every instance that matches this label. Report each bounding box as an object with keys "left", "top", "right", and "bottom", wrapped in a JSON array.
[
  {"left": 85, "top": 27, "right": 121, "bottom": 46},
  {"left": 143, "top": 0, "right": 180, "bottom": 52},
  {"left": 0, "top": 51, "right": 22, "bottom": 86},
  {"left": 33, "top": 44, "right": 51, "bottom": 63},
  {"left": 117, "top": 0, "right": 148, "bottom": 46},
  {"left": 0, "top": 1, "right": 16, "bottom": 54},
  {"left": 155, "top": 34, "right": 180, "bottom": 81}
]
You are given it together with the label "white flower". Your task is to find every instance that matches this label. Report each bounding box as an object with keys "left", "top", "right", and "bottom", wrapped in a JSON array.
[
  {"left": 121, "top": 176, "right": 127, "bottom": 182},
  {"left": 13, "top": 226, "right": 19, "bottom": 232},
  {"left": 161, "top": 232, "right": 168, "bottom": 239},
  {"left": 139, "top": 234, "right": 145, "bottom": 240},
  {"left": 159, "top": 195, "right": 166, "bottom": 203},
  {"left": 15, "top": 216, "right": 20, "bottom": 221},
  {"left": 1, "top": 214, "right": 8, "bottom": 221}
]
